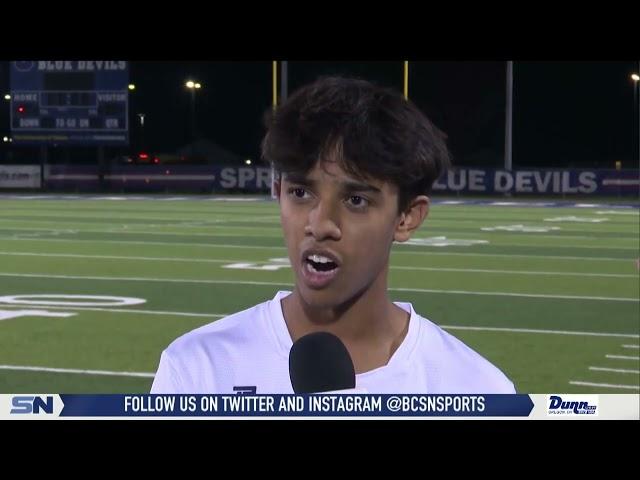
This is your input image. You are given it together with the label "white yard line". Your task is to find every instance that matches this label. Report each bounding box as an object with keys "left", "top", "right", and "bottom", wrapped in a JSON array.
[
  {"left": 2, "top": 224, "right": 639, "bottom": 247},
  {"left": 442, "top": 325, "right": 639, "bottom": 339},
  {"left": 0, "top": 236, "right": 634, "bottom": 262},
  {"left": 569, "top": 381, "right": 639, "bottom": 390},
  {"left": 0, "top": 272, "right": 637, "bottom": 302},
  {"left": 605, "top": 354, "right": 640, "bottom": 360},
  {"left": 2, "top": 304, "right": 637, "bottom": 338},
  {"left": 0, "top": 364, "right": 154, "bottom": 378},
  {"left": 588, "top": 367, "right": 640, "bottom": 374},
  {"left": 0, "top": 251, "right": 635, "bottom": 278},
  {"left": 0, "top": 304, "right": 226, "bottom": 318}
]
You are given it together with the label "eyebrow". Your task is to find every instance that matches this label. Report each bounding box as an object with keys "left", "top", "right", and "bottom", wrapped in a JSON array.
[{"left": 284, "top": 174, "right": 382, "bottom": 194}]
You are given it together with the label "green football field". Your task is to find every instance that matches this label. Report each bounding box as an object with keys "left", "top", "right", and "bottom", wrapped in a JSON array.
[{"left": 0, "top": 195, "right": 638, "bottom": 393}]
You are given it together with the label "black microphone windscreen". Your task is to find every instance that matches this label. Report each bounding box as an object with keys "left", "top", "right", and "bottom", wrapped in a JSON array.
[{"left": 289, "top": 331, "right": 356, "bottom": 394}]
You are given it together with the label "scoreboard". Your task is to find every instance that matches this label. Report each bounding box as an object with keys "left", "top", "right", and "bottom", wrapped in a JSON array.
[{"left": 10, "top": 61, "right": 129, "bottom": 146}]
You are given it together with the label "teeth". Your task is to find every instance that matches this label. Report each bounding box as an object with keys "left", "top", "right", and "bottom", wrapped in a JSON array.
[{"left": 308, "top": 254, "right": 333, "bottom": 264}]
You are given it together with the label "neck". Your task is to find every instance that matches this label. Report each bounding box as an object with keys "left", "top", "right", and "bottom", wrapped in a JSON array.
[
  {"left": 284, "top": 272, "right": 391, "bottom": 339},
  {"left": 281, "top": 269, "right": 410, "bottom": 373}
]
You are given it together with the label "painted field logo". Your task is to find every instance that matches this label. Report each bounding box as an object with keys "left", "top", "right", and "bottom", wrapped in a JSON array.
[{"left": 547, "top": 395, "right": 599, "bottom": 416}]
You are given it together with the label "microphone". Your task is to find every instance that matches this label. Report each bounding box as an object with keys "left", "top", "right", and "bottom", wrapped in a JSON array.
[{"left": 289, "top": 331, "right": 361, "bottom": 394}]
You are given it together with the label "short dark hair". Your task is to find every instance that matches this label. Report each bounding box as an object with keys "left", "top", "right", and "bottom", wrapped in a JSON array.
[{"left": 261, "top": 76, "right": 451, "bottom": 212}]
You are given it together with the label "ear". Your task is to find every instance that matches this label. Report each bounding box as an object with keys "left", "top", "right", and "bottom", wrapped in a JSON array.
[{"left": 394, "top": 195, "right": 430, "bottom": 243}]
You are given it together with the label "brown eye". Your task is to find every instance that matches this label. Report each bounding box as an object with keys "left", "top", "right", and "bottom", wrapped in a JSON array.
[
  {"left": 288, "top": 188, "right": 309, "bottom": 199},
  {"left": 347, "top": 195, "right": 368, "bottom": 208}
]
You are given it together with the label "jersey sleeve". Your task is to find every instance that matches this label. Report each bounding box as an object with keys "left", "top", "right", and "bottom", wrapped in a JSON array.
[{"left": 150, "top": 350, "right": 184, "bottom": 393}]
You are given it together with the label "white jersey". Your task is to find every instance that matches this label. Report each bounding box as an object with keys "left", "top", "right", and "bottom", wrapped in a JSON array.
[{"left": 151, "top": 291, "right": 515, "bottom": 394}]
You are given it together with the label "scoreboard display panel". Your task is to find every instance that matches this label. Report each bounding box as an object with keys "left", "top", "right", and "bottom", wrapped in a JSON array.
[{"left": 10, "top": 61, "right": 129, "bottom": 145}]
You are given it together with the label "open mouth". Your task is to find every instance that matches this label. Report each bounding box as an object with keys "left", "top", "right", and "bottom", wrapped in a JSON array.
[
  {"left": 301, "top": 251, "right": 341, "bottom": 288},
  {"left": 305, "top": 254, "right": 339, "bottom": 274}
]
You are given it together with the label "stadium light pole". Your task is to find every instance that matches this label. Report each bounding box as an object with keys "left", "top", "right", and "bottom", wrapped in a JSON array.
[
  {"left": 185, "top": 80, "right": 202, "bottom": 142},
  {"left": 127, "top": 83, "right": 136, "bottom": 151},
  {"left": 404, "top": 61, "right": 409, "bottom": 100},
  {"left": 504, "top": 61, "right": 513, "bottom": 172},
  {"left": 137, "top": 113, "right": 146, "bottom": 151},
  {"left": 3, "top": 95, "right": 12, "bottom": 159},
  {"left": 272, "top": 62, "right": 279, "bottom": 111},
  {"left": 632, "top": 72, "right": 639, "bottom": 171}
]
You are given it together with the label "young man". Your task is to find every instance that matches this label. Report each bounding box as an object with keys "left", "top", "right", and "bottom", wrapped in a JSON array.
[{"left": 151, "top": 76, "right": 515, "bottom": 394}]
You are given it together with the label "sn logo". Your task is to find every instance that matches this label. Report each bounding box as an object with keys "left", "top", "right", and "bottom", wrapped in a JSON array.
[{"left": 10, "top": 395, "right": 55, "bottom": 414}]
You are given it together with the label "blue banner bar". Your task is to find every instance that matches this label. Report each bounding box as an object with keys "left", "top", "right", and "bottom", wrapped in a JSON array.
[
  {"left": 58, "top": 394, "right": 534, "bottom": 417},
  {"left": 40, "top": 165, "right": 639, "bottom": 195},
  {"left": 433, "top": 168, "right": 639, "bottom": 196}
]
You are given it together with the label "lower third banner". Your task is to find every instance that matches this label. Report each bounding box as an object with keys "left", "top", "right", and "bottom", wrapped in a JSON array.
[{"left": 3, "top": 394, "right": 531, "bottom": 417}]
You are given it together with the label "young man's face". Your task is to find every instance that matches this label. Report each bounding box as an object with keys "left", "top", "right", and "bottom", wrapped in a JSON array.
[{"left": 278, "top": 160, "right": 409, "bottom": 310}]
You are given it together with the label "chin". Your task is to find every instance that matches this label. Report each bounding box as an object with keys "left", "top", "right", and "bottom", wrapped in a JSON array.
[
  {"left": 298, "top": 281, "right": 368, "bottom": 313},
  {"left": 297, "top": 285, "right": 347, "bottom": 310}
]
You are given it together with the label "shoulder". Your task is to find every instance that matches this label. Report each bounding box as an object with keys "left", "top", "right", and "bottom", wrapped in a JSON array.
[
  {"left": 165, "top": 300, "right": 271, "bottom": 358},
  {"left": 151, "top": 298, "right": 278, "bottom": 393},
  {"left": 414, "top": 314, "right": 516, "bottom": 393}
]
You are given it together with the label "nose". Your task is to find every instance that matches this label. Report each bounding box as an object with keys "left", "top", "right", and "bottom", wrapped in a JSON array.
[{"left": 305, "top": 200, "right": 342, "bottom": 241}]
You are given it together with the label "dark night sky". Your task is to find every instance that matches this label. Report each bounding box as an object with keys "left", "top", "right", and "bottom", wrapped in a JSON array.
[{"left": 2, "top": 61, "right": 639, "bottom": 169}]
